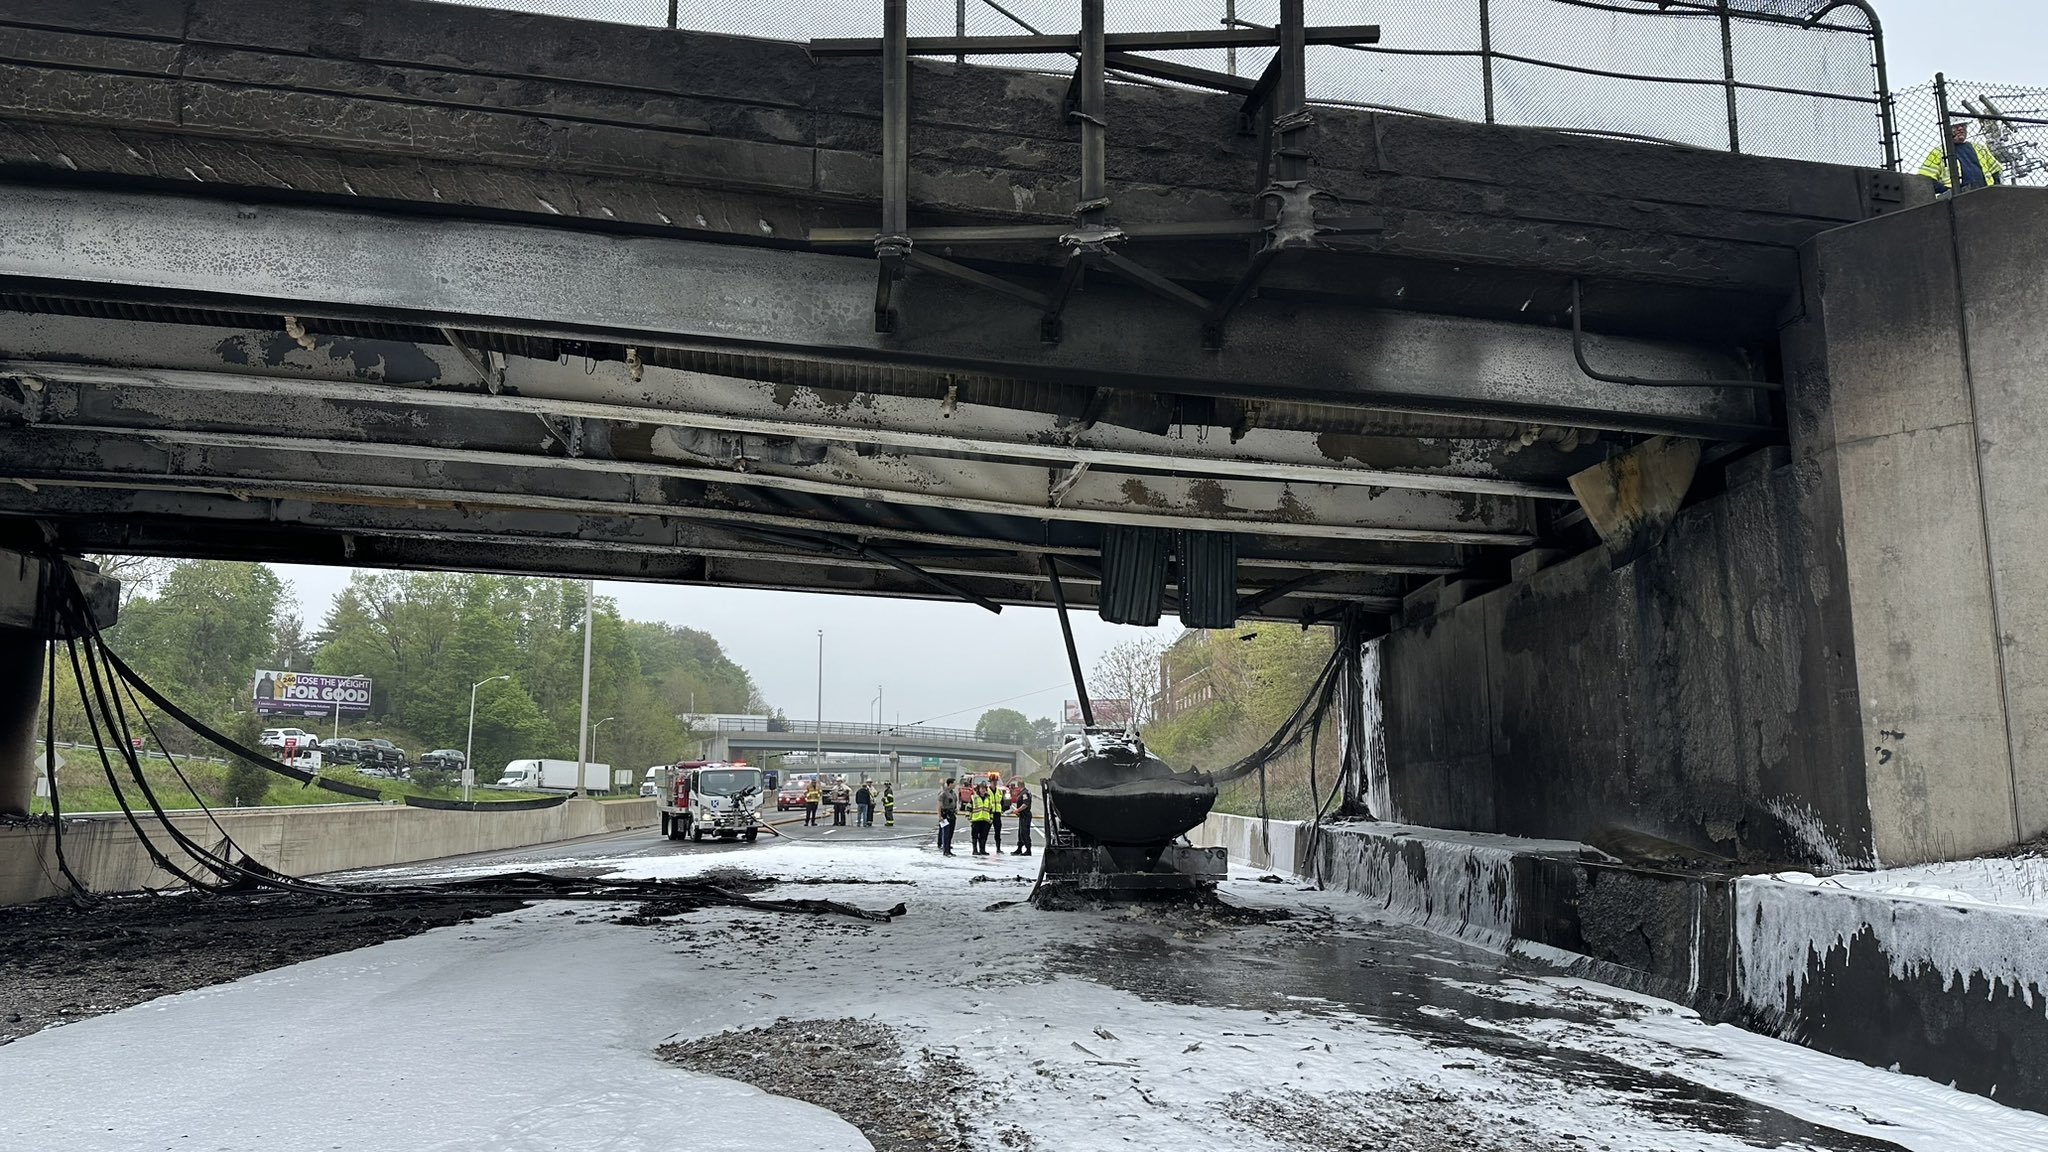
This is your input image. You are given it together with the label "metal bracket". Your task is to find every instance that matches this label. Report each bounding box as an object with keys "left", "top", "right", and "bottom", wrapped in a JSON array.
[
  {"left": 1570, "top": 280, "right": 1779, "bottom": 391},
  {"left": 838, "top": 0, "right": 1381, "bottom": 347},
  {"left": 873, "top": 234, "right": 911, "bottom": 334}
]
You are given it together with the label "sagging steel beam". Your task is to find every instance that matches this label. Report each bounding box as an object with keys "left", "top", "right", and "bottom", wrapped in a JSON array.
[
  {"left": 0, "top": 482, "right": 1412, "bottom": 594},
  {"left": 0, "top": 184, "right": 1773, "bottom": 440},
  {"left": 0, "top": 422, "right": 1535, "bottom": 546},
  {"left": 10, "top": 359, "right": 1577, "bottom": 500},
  {"left": 0, "top": 488, "right": 1401, "bottom": 620}
]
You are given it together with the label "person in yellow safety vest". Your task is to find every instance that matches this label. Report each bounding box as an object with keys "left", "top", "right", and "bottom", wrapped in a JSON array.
[
  {"left": 802, "top": 780, "right": 822, "bottom": 827},
  {"left": 881, "top": 782, "right": 895, "bottom": 826},
  {"left": 968, "top": 780, "right": 997, "bottom": 855},
  {"left": 1919, "top": 121, "right": 2003, "bottom": 193},
  {"left": 988, "top": 772, "right": 1006, "bottom": 852}
]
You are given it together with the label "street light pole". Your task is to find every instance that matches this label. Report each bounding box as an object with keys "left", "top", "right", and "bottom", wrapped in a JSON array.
[
  {"left": 466, "top": 674, "right": 511, "bottom": 803},
  {"left": 871, "top": 685, "right": 882, "bottom": 776},
  {"left": 575, "top": 579, "right": 594, "bottom": 798},
  {"left": 814, "top": 629, "right": 824, "bottom": 770},
  {"left": 592, "top": 715, "right": 617, "bottom": 769}
]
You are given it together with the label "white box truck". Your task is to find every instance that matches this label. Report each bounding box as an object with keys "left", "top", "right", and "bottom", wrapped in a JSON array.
[{"left": 492, "top": 758, "right": 612, "bottom": 792}]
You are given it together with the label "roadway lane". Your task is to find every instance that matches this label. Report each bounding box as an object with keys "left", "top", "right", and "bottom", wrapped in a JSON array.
[{"left": 13, "top": 820, "right": 2042, "bottom": 1151}]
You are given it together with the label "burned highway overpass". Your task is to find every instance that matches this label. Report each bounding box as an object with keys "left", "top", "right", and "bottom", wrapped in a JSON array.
[{"left": 8, "top": 0, "right": 2043, "bottom": 873}]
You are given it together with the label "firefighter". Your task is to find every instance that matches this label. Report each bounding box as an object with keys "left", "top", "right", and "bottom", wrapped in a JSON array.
[
  {"left": 1919, "top": 120, "right": 2004, "bottom": 193},
  {"left": 881, "top": 782, "right": 896, "bottom": 826},
  {"left": 802, "top": 779, "right": 822, "bottom": 827},
  {"left": 969, "top": 780, "right": 995, "bottom": 855},
  {"left": 1010, "top": 785, "right": 1034, "bottom": 856}
]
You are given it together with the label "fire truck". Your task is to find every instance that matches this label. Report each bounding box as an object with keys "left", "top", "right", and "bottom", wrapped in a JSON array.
[{"left": 656, "top": 760, "right": 765, "bottom": 843}]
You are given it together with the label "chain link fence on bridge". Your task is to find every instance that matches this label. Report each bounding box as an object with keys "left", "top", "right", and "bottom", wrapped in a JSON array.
[
  {"left": 1892, "top": 75, "right": 2048, "bottom": 188},
  {"left": 430, "top": 0, "right": 1893, "bottom": 166}
]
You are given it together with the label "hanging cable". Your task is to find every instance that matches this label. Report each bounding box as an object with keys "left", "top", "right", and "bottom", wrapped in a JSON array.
[{"left": 37, "top": 561, "right": 96, "bottom": 904}]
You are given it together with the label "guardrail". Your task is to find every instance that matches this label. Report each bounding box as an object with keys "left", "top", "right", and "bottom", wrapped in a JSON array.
[
  {"left": 692, "top": 718, "right": 995, "bottom": 743},
  {"left": 430, "top": 0, "right": 1895, "bottom": 167}
]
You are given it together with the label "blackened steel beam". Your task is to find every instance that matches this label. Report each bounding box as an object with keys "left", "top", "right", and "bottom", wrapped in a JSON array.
[
  {"left": 1076, "top": 0, "right": 1107, "bottom": 228},
  {"left": 811, "top": 220, "right": 1273, "bottom": 247},
  {"left": 1101, "top": 51, "right": 1258, "bottom": 95},
  {"left": 904, "top": 249, "right": 1051, "bottom": 310},
  {"left": 1096, "top": 250, "right": 1212, "bottom": 317},
  {"left": 10, "top": 360, "right": 1574, "bottom": 499},
  {"left": 9, "top": 421, "right": 1536, "bottom": 544},
  {"left": 0, "top": 184, "right": 1774, "bottom": 439},
  {"left": 873, "top": 0, "right": 912, "bottom": 333},
  {"left": 881, "top": 0, "right": 910, "bottom": 242},
  {"left": 808, "top": 26, "right": 1380, "bottom": 57},
  {"left": 1274, "top": 0, "right": 1310, "bottom": 185}
]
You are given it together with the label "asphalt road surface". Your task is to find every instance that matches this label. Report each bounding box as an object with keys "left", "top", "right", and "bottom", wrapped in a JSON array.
[{"left": 5, "top": 813, "right": 2042, "bottom": 1152}]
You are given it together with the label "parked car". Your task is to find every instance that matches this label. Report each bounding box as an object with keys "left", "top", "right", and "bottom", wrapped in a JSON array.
[
  {"left": 357, "top": 738, "right": 408, "bottom": 773},
  {"left": 417, "top": 749, "right": 467, "bottom": 772},
  {"left": 776, "top": 782, "right": 807, "bottom": 811},
  {"left": 324, "top": 737, "right": 362, "bottom": 763},
  {"left": 259, "top": 728, "right": 320, "bottom": 751}
]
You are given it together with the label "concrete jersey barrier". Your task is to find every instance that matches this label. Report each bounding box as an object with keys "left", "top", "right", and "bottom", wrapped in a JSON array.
[
  {"left": 1193, "top": 811, "right": 2048, "bottom": 1118},
  {"left": 0, "top": 798, "right": 658, "bottom": 904}
]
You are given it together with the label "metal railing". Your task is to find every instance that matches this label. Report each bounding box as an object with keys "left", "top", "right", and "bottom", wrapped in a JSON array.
[
  {"left": 431, "top": 0, "right": 1894, "bottom": 166},
  {"left": 1892, "top": 74, "right": 2048, "bottom": 188},
  {"left": 692, "top": 717, "right": 998, "bottom": 743}
]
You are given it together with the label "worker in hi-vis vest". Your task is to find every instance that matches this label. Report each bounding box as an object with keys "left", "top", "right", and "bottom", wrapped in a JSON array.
[{"left": 1919, "top": 121, "right": 2003, "bottom": 193}]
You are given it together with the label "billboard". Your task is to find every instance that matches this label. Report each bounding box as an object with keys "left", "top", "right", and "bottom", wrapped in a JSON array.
[
  {"left": 253, "top": 670, "right": 372, "bottom": 717},
  {"left": 1064, "top": 698, "right": 1134, "bottom": 727}
]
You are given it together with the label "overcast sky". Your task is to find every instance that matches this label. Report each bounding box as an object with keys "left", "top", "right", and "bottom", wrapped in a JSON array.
[
  {"left": 267, "top": 0, "right": 2037, "bottom": 726},
  {"left": 273, "top": 565, "right": 1175, "bottom": 727}
]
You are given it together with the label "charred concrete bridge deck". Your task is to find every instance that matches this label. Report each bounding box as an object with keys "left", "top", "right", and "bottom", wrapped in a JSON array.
[
  {"left": 0, "top": 0, "right": 1900, "bottom": 629},
  {"left": 11, "top": 0, "right": 2047, "bottom": 880}
]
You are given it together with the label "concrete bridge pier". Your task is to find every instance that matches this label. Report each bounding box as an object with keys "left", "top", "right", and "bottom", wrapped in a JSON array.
[
  {"left": 1370, "top": 188, "right": 2048, "bottom": 870},
  {"left": 0, "top": 551, "right": 119, "bottom": 817}
]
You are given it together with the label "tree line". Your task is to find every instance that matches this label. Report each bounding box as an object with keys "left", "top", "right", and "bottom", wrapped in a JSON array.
[{"left": 45, "top": 560, "right": 767, "bottom": 781}]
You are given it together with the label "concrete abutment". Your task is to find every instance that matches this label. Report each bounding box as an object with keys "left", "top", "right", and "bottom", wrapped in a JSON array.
[
  {"left": 0, "top": 626, "right": 39, "bottom": 817},
  {"left": 0, "top": 549, "right": 119, "bottom": 817},
  {"left": 1372, "top": 187, "right": 2048, "bottom": 868}
]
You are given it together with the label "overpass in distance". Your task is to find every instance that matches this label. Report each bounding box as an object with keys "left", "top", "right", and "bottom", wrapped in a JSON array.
[
  {"left": 691, "top": 719, "right": 1040, "bottom": 774},
  {"left": 0, "top": 0, "right": 2045, "bottom": 877}
]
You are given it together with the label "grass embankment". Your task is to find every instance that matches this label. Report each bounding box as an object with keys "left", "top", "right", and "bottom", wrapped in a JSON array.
[{"left": 27, "top": 744, "right": 548, "bottom": 816}]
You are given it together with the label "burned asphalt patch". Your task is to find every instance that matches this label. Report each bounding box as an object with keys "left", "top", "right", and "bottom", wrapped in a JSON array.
[
  {"left": 0, "top": 892, "right": 519, "bottom": 1045},
  {"left": 659, "top": 1017, "right": 986, "bottom": 1152},
  {"left": 1223, "top": 1086, "right": 1556, "bottom": 1152}
]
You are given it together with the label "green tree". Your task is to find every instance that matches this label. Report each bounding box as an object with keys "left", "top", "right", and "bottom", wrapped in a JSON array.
[
  {"left": 975, "top": 707, "right": 1037, "bottom": 746},
  {"left": 105, "top": 560, "right": 286, "bottom": 749},
  {"left": 623, "top": 620, "right": 761, "bottom": 718},
  {"left": 118, "top": 561, "right": 285, "bottom": 702}
]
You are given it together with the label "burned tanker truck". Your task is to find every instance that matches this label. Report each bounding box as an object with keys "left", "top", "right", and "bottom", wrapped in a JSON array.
[{"left": 1038, "top": 728, "right": 1228, "bottom": 897}]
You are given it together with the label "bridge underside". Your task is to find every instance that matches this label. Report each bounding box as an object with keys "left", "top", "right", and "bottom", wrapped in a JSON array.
[
  {"left": 0, "top": 182, "right": 1773, "bottom": 626},
  {"left": 0, "top": 0, "right": 1884, "bottom": 628}
]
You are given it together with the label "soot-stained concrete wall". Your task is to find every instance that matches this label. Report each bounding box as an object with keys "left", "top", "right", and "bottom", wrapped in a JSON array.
[
  {"left": 1805, "top": 188, "right": 2048, "bottom": 863},
  {"left": 1736, "top": 877, "right": 2048, "bottom": 1116},
  {"left": 1377, "top": 187, "right": 2048, "bottom": 869},
  {"left": 1376, "top": 450, "right": 1872, "bottom": 868}
]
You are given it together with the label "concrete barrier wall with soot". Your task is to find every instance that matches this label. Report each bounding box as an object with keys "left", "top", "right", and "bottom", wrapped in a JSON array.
[
  {"left": 0, "top": 798, "right": 658, "bottom": 905},
  {"left": 1194, "top": 813, "right": 2048, "bottom": 1118}
]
